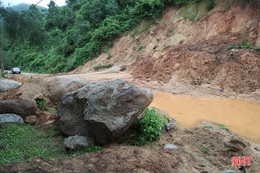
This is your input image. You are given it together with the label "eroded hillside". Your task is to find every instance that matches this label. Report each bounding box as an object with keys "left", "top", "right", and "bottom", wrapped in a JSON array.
[{"left": 73, "top": 0, "right": 260, "bottom": 94}]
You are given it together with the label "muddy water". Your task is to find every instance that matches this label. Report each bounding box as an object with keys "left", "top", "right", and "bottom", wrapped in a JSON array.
[{"left": 151, "top": 92, "right": 260, "bottom": 144}]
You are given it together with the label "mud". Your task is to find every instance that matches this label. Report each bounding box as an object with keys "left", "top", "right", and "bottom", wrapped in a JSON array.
[{"left": 151, "top": 92, "right": 260, "bottom": 144}]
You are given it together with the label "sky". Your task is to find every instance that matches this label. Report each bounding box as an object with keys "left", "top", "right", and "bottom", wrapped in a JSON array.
[{"left": 1, "top": 0, "right": 66, "bottom": 8}]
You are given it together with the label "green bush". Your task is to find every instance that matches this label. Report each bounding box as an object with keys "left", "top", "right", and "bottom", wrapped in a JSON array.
[
  {"left": 206, "top": 0, "right": 216, "bottom": 11},
  {"left": 36, "top": 98, "right": 47, "bottom": 111},
  {"left": 131, "top": 108, "right": 167, "bottom": 146}
]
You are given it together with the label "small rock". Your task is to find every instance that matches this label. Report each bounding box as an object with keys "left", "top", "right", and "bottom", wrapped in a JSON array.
[
  {"left": 108, "top": 66, "right": 120, "bottom": 73},
  {"left": 120, "top": 66, "right": 127, "bottom": 71},
  {"left": 217, "top": 88, "right": 224, "bottom": 92},
  {"left": 25, "top": 115, "right": 37, "bottom": 125},
  {"left": 170, "top": 118, "right": 176, "bottom": 122},
  {"left": 164, "top": 144, "right": 179, "bottom": 150},
  {"left": 254, "top": 147, "right": 260, "bottom": 151},
  {"left": 64, "top": 135, "right": 95, "bottom": 150},
  {"left": 165, "top": 123, "right": 175, "bottom": 131},
  {"left": 220, "top": 170, "right": 236, "bottom": 173},
  {"left": 0, "top": 114, "right": 24, "bottom": 124}
]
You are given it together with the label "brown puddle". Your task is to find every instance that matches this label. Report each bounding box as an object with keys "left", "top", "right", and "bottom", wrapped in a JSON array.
[{"left": 151, "top": 92, "right": 260, "bottom": 144}]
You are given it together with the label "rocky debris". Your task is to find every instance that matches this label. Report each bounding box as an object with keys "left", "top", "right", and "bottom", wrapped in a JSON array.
[
  {"left": 58, "top": 79, "right": 153, "bottom": 145},
  {"left": 164, "top": 144, "right": 179, "bottom": 150},
  {"left": 165, "top": 123, "right": 175, "bottom": 131},
  {"left": 108, "top": 66, "right": 121, "bottom": 73},
  {"left": 224, "top": 136, "right": 249, "bottom": 152},
  {"left": 24, "top": 115, "right": 37, "bottom": 125},
  {"left": 254, "top": 147, "right": 260, "bottom": 151},
  {"left": 48, "top": 76, "right": 89, "bottom": 103},
  {"left": 120, "top": 66, "right": 127, "bottom": 71},
  {"left": 0, "top": 100, "right": 37, "bottom": 119},
  {"left": 0, "top": 79, "right": 22, "bottom": 92},
  {"left": 37, "top": 111, "right": 58, "bottom": 125},
  {"left": 63, "top": 135, "right": 95, "bottom": 150},
  {"left": 33, "top": 93, "right": 45, "bottom": 101},
  {"left": 0, "top": 114, "right": 24, "bottom": 124}
]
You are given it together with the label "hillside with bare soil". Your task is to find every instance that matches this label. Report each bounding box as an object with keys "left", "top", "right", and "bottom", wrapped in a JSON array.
[{"left": 73, "top": 0, "right": 260, "bottom": 94}]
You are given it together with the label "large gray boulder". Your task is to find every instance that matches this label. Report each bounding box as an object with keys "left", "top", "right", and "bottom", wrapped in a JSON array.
[
  {"left": 0, "top": 100, "right": 37, "bottom": 119},
  {"left": 48, "top": 76, "right": 89, "bottom": 103},
  {"left": 58, "top": 79, "right": 153, "bottom": 145},
  {"left": 0, "top": 114, "right": 24, "bottom": 124},
  {"left": 0, "top": 79, "right": 22, "bottom": 92}
]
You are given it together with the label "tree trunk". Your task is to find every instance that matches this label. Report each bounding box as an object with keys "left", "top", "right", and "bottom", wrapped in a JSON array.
[{"left": 0, "top": 27, "right": 4, "bottom": 76}]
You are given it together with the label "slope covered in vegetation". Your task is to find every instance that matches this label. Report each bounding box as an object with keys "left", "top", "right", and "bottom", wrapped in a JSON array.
[{"left": 2, "top": 0, "right": 217, "bottom": 74}]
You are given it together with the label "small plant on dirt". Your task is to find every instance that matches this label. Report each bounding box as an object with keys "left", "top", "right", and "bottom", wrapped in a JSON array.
[
  {"left": 229, "top": 38, "right": 253, "bottom": 50},
  {"left": 130, "top": 107, "right": 167, "bottom": 146},
  {"left": 36, "top": 98, "right": 47, "bottom": 111},
  {"left": 138, "top": 45, "right": 144, "bottom": 52},
  {"left": 204, "top": 125, "right": 212, "bottom": 129},
  {"left": 168, "top": 29, "right": 173, "bottom": 33},
  {"left": 254, "top": 47, "right": 260, "bottom": 51},
  {"left": 221, "top": 146, "right": 230, "bottom": 153},
  {"left": 67, "top": 145, "right": 103, "bottom": 157},
  {"left": 47, "top": 109, "right": 57, "bottom": 114},
  {"left": 214, "top": 123, "right": 230, "bottom": 132},
  {"left": 93, "top": 63, "right": 113, "bottom": 71},
  {"left": 202, "top": 145, "right": 210, "bottom": 155}
]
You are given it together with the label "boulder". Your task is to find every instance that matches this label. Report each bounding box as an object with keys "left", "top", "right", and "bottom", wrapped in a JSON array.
[
  {"left": 0, "top": 114, "right": 24, "bottom": 124},
  {"left": 24, "top": 115, "right": 37, "bottom": 125},
  {"left": 0, "top": 100, "right": 37, "bottom": 119},
  {"left": 0, "top": 79, "right": 22, "bottom": 92},
  {"left": 48, "top": 76, "right": 89, "bottom": 103},
  {"left": 58, "top": 79, "right": 153, "bottom": 145},
  {"left": 63, "top": 135, "right": 95, "bottom": 150}
]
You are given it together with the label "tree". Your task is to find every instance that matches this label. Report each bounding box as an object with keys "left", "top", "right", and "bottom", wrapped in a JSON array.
[{"left": 0, "top": 5, "right": 46, "bottom": 75}]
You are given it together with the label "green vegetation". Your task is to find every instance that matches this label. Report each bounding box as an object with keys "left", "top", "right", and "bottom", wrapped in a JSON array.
[
  {"left": 93, "top": 63, "right": 113, "bottom": 71},
  {"left": 36, "top": 98, "right": 47, "bottom": 111},
  {"left": 0, "top": 123, "right": 103, "bottom": 164},
  {"left": 138, "top": 45, "right": 144, "bottom": 52},
  {"left": 1, "top": 0, "right": 219, "bottom": 74},
  {"left": 168, "top": 28, "right": 173, "bottom": 33},
  {"left": 254, "top": 46, "right": 260, "bottom": 51},
  {"left": 204, "top": 125, "right": 212, "bottom": 129},
  {"left": 47, "top": 109, "right": 57, "bottom": 114},
  {"left": 130, "top": 108, "right": 168, "bottom": 146},
  {"left": 229, "top": 38, "right": 254, "bottom": 50},
  {"left": 206, "top": 0, "right": 216, "bottom": 11},
  {"left": 214, "top": 123, "right": 230, "bottom": 132},
  {"left": 202, "top": 145, "right": 210, "bottom": 155}
]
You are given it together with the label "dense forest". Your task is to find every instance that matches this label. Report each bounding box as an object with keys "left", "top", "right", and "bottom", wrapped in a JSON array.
[{"left": 1, "top": 0, "right": 217, "bottom": 74}]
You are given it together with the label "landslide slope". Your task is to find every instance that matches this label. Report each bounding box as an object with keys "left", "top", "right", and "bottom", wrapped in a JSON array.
[{"left": 73, "top": 0, "right": 260, "bottom": 94}]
